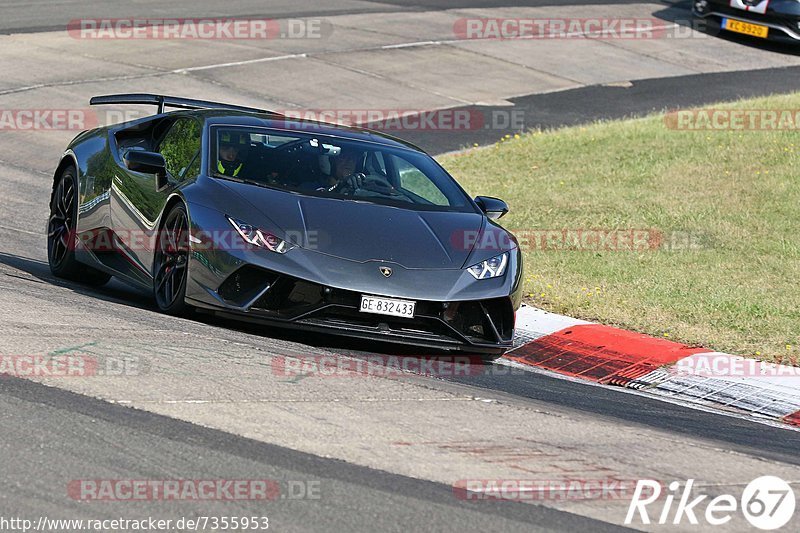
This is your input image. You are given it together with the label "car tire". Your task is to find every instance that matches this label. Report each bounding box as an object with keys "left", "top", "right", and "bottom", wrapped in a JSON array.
[
  {"left": 153, "top": 202, "right": 190, "bottom": 315},
  {"left": 47, "top": 166, "right": 112, "bottom": 286}
]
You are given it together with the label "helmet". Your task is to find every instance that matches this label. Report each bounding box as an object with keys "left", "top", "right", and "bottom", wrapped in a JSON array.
[
  {"left": 219, "top": 131, "right": 249, "bottom": 165},
  {"left": 219, "top": 131, "right": 249, "bottom": 148}
]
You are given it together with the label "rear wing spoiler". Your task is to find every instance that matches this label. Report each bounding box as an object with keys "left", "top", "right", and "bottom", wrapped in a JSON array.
[{"left": 89, "top": 93, "right": 279, "bottom": 115}]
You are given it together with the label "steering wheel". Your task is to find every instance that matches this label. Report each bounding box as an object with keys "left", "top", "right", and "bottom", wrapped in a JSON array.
[
  {"left": 360, "top": 175, "right": 414, "bottom": 201},
  {"left": 330, "top": 172, "right": 367, "bottom": 195},
  {"left": 361, "top": 175, "right": 394, "bottom": 193}
]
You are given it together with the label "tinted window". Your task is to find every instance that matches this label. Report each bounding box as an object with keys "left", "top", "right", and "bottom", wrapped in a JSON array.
[
  {"left": 210, "top": 127, "right": 473, "bottom": 212},
  {"left": 159, "top": 118, "right": 202, "bottom": 181},
  {"left": 391, "top": 154, "right": 449, "bottom": 206}
]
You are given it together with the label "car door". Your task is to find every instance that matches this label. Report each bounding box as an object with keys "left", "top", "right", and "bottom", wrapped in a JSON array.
[{"left": 111, "top": 116, "right": 202, "bottom": 278}]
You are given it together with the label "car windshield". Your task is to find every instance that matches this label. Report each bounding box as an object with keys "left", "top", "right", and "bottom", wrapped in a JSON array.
[{"left": 210, "top": 127, "right": 474, "bottom": 212}]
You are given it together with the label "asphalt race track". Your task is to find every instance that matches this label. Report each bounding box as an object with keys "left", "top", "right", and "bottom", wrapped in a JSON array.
[
  {"left": 1, "top": 376, "right": 626, "bottom": 532},
  {"left": 1, "top": 1, "right": 799, "bottom": 531}
]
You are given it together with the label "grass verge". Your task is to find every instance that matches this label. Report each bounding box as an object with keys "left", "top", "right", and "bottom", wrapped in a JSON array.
[{"left": 440, "top": 93, "right": 800, "bottom": 362}]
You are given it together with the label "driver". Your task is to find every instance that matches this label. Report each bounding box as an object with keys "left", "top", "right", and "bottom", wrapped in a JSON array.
[
  {"left": 326, "top": 148, "right": 364, "bottom": 192},
  {"left": 217, "top": 131, "right": 249, "bottom": 177}
]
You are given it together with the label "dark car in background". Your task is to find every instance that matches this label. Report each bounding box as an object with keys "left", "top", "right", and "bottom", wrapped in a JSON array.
[
  {"left": 693, "top": 0, "right": 800, "bottom": 42},
  {"left": 47, "top": 94, "right": 523, "bottom": 359}
]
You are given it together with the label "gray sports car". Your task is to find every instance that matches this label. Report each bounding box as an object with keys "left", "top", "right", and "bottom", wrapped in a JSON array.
[{"left": 47, "top": 94, "right": 523, "bottom": 358}]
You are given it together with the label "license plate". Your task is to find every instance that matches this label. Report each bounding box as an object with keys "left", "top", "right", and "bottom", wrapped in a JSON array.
[
  {"left": 359, "top": 295, "right": 416, "bottom": 318},
  {"left": 723, "top": 18, "right": 769, "bottom": 38}
]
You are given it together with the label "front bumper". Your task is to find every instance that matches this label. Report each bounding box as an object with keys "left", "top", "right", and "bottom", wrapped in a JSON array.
[
  {"left": 184, "top": 204, "right": 523, "bottom": 354},
  {"left": 188, "top": 264, "right": 517, "bottom": 354},
  {"left": 693, "top": 0, "right": 800, "bottom": 41}
]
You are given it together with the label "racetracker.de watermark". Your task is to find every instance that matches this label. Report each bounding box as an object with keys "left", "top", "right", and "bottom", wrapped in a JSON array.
[
  {"left": 279, "top": 108, "right": 525, "bottom": 132},
  {"left": 67, "top": 479, "right": 320, "bottom": 501},
  {"left": 0, "top": 109, "right": 97, "bottom": 131},
  {"left": 669, "top": 353, "right": 800, "bottom": 379},
  {"left": 451, "top": 229, "right": 707, "bottom": 252},
  {"left": 452, "top": 18, "right": 709, "bottom": 40},
  {"left": 67, "top": 18, "right": 331, "bottom": 40},
  {"left": 665, "top": 109, "right": 800, "bottom": 131},
  {"left": 272, "top": 355, "right": 527, "bottom": 379},
  {"left": 66, "top": 228, "right": 318, "bottom": 253},
  {"left": 0, "top": 108, "right": 152, "bottom": 131},
  {"left": 453, "top": 478, "right": 649, "bottom": 501},
  {"left": 0, "top": 107, "right": 526, "bottom": 132},
  {"left": 0, "top": 355, "right": 142, "bottom": 377}
]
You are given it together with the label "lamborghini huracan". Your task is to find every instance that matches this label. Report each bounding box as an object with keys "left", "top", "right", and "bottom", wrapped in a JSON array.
[{"left": 47, "top": 94, "right": 522, "bottom": 358}]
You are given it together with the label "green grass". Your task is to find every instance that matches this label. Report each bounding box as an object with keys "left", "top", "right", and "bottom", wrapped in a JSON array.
[{"left": 439, "top": 93, "right": 800, "bottom": 362}]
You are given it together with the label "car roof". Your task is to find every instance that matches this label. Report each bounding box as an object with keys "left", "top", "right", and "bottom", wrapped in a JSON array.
[{"left": 168, "top": 109, "right": 425, "bottom": 152}]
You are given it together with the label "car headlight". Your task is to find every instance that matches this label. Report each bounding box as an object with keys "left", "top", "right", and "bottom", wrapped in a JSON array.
[
  {"left": 226, "top": 216, "right": 295, "bottom": 254},
  {"left": 467, "top": 252, "right": 508, "bottom": 280}
]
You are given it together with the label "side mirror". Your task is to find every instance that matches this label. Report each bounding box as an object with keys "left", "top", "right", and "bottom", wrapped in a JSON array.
[
  {"left": 124, "top": 150, "right": 168, "bottom": 190},
  {"left": 474, "top": 196, "right": 509, "bottom": 220}
]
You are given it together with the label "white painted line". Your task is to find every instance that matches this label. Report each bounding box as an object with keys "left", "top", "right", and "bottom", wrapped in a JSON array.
[
  {"left": 0, "top": 72, "right": 165, "bottom": 97},
  {"left": 109, "top": 397, "right": 478, "bottom": 405},
  {"left": 382, "top": 41, "right": 441, "bottom": 49},
  {"left": 380, "top": 22, "right": 683, "bottom": 51},
  {"left": 173, "top": 53, "right": 307, "bottom": 74}
]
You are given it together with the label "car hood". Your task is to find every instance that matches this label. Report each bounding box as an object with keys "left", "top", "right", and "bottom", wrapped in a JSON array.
[{"left": 217, "top": 180, "right": 490, "bottom": 269}]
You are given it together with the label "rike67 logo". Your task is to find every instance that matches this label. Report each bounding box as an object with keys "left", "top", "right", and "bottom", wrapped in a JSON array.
[{"left": 626, "top": 477, "right": 796, "bottom": 530}]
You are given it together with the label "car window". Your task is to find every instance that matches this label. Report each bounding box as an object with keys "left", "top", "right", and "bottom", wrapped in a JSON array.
[
  {"left": 390, "top": 154, "right": 449, "bottom": 206},
  {"left": 158, "top": 118, "right": 202, "bottom": 181},
  {"left": 183, "top": 152, "right": 201, "bottom": 183},
  {"left": 210, "top": 127, "right": 473, "bottom": 212}
]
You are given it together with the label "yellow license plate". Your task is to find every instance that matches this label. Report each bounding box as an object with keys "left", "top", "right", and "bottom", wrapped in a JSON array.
[{"left": 723, "top": 18, "right": 769, "bottom": 38}]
